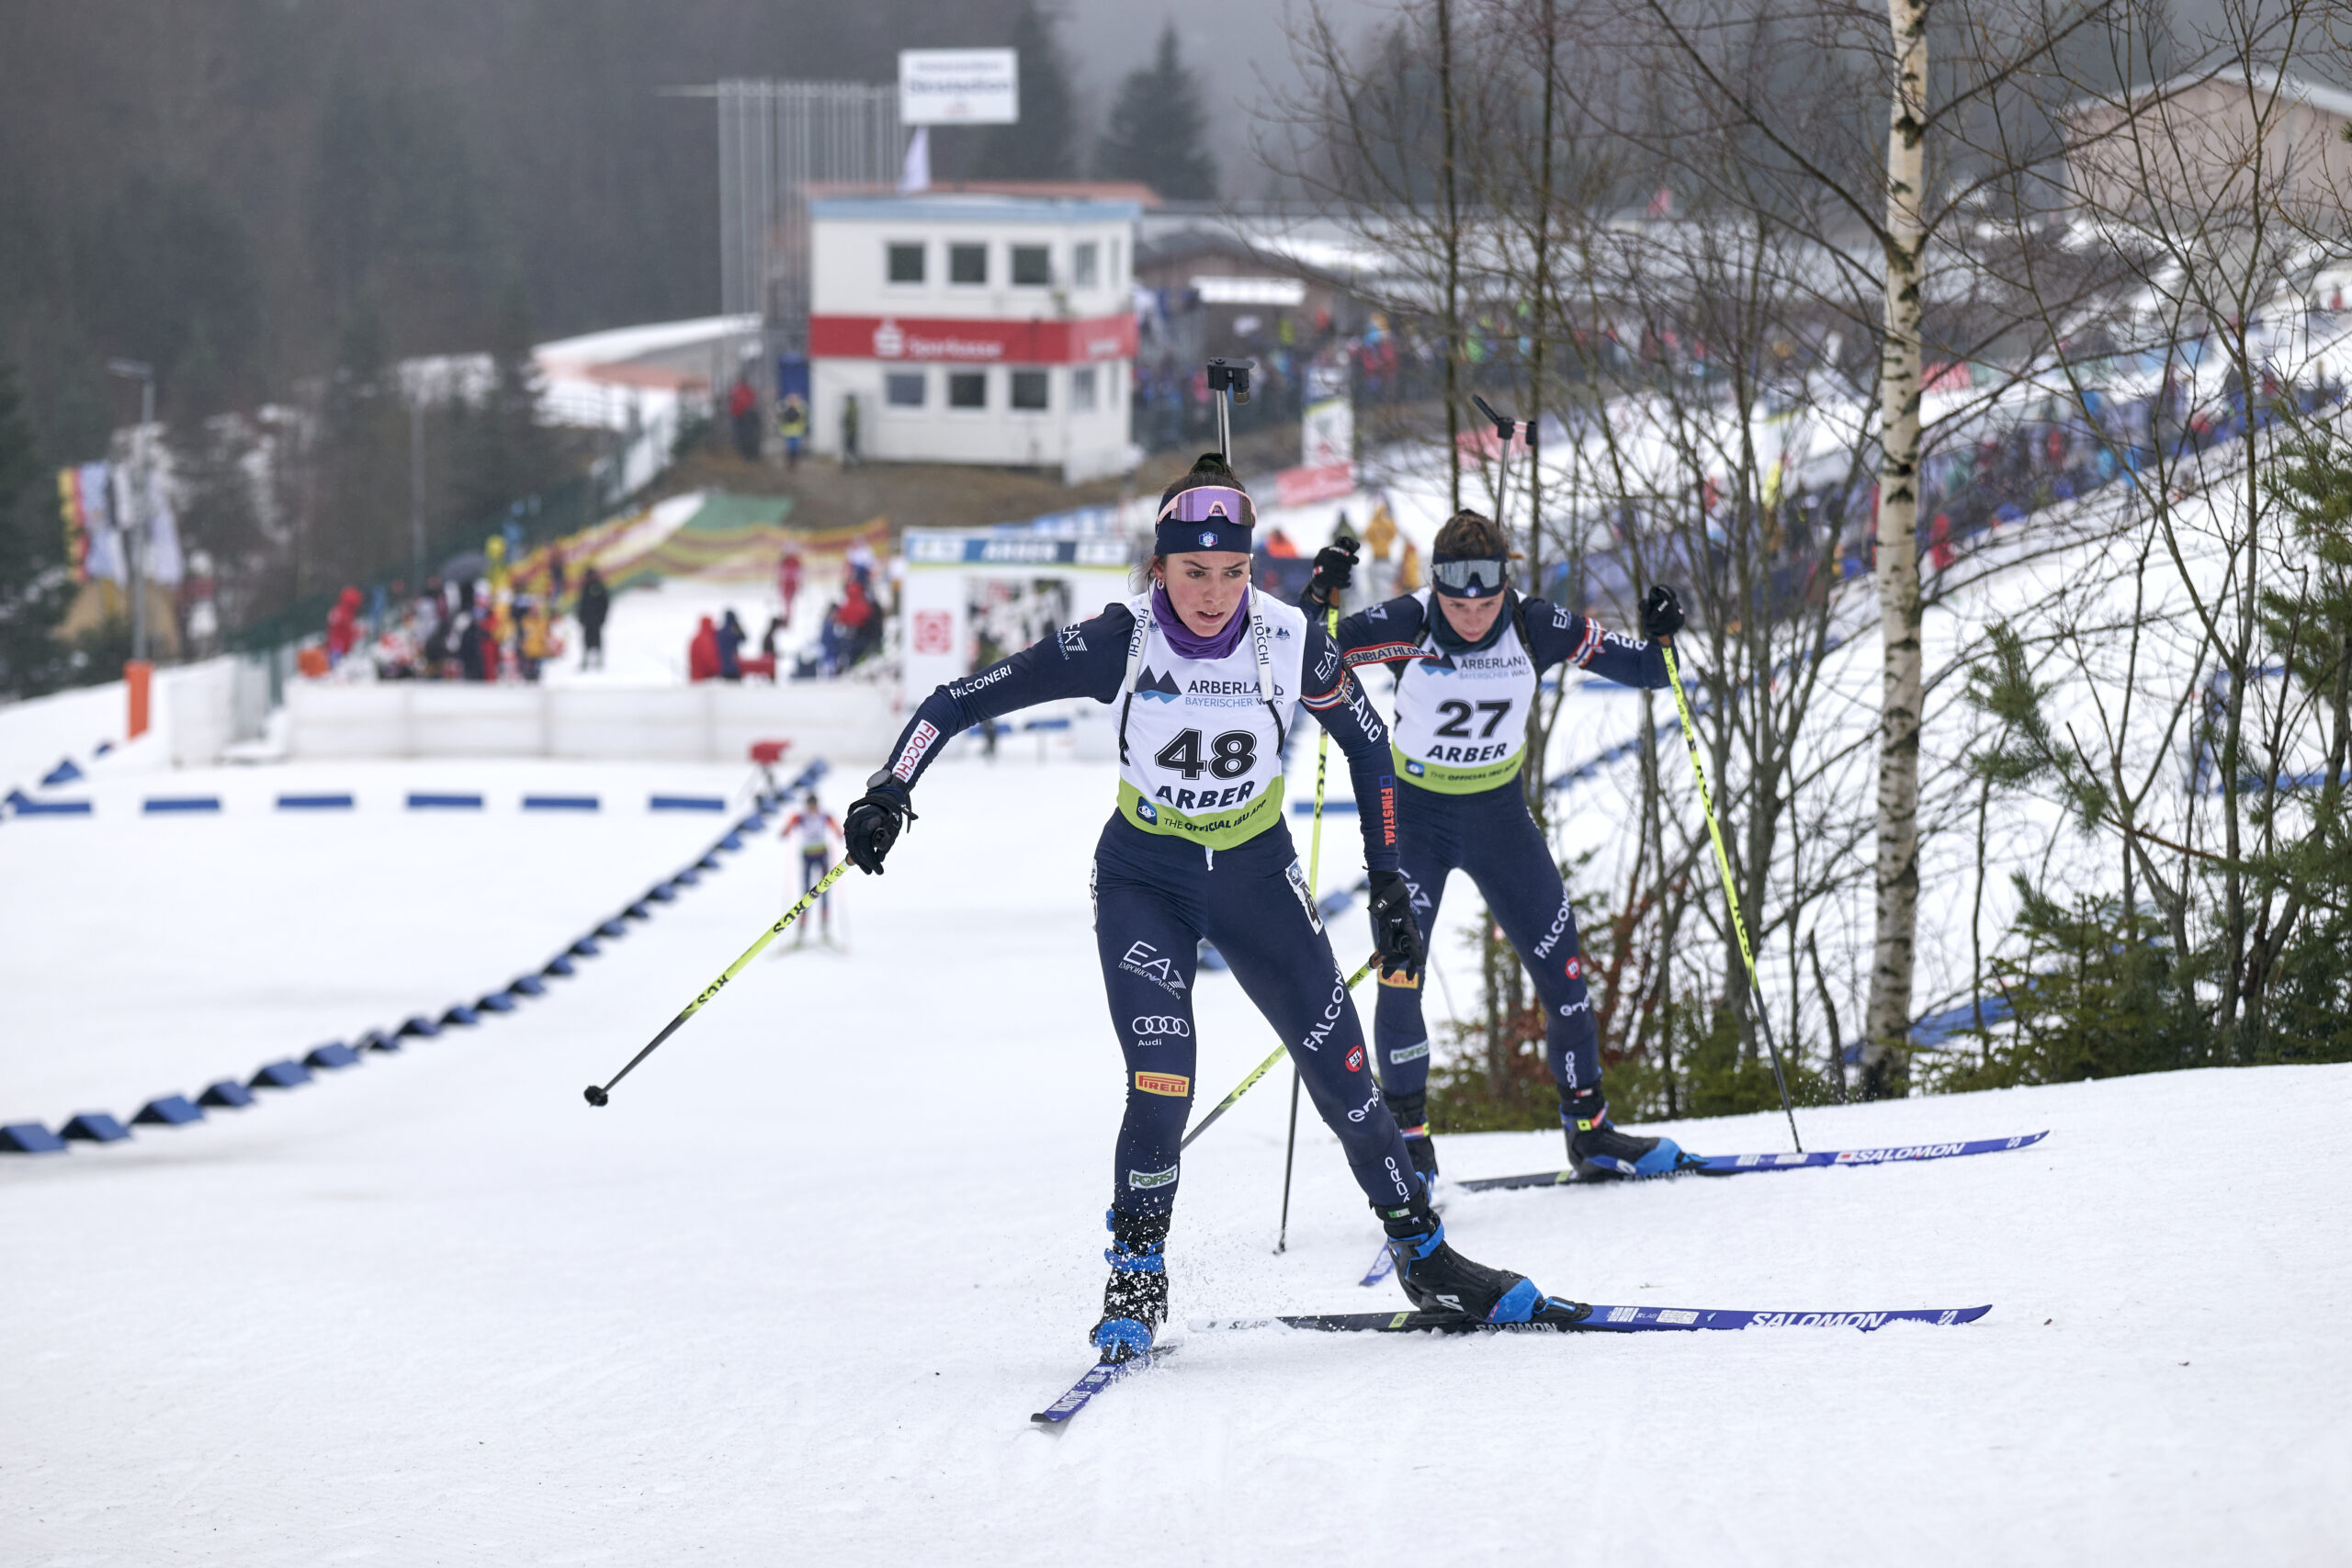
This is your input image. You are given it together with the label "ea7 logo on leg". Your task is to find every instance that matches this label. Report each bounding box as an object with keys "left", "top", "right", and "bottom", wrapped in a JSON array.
[{"left": 1135, "top": 1071, "right": 1192, "bottom": 1097}]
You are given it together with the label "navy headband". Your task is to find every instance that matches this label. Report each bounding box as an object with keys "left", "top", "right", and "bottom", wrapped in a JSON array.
[{"left": 1153, "top": 484, "right": 1255, "bottom": 557}]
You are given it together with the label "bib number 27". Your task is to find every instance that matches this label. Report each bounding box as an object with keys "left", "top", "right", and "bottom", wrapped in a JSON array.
[{"left": 1154, "top": 728, "right": 1258, "bottom": 781}]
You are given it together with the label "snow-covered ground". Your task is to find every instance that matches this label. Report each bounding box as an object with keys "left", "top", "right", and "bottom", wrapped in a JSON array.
[{"left": 5, "top": 745, "right": 2346, "bottom": 1564}]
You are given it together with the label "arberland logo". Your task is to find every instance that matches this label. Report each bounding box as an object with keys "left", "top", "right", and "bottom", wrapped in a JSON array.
[{"left": 1136, "top": 668, "right": 1182, "bottom": 701}]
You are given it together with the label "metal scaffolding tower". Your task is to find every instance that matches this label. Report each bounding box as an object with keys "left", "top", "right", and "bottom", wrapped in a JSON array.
[{"left": 714, "top": 81, "right": 903, "bottom": 359}]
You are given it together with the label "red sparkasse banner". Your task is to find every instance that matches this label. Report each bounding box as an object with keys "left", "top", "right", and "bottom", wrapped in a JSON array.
[{"left": 808, "top": 313, "right": 1136, "bottom": 366}]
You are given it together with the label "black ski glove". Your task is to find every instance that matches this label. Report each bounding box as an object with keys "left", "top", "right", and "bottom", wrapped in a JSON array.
[
  {"left": 1367, "top": 869, "right": 1427, "bottom": 980},
  {"left": 1302, "top": 538, "right": 1360, "bottom": 612},
  {"left": 843, "top": 773, "right": 916, "bottom": 874},
  {"left": 1640, "top": 583, "right": 1686, "bottom": 640}
]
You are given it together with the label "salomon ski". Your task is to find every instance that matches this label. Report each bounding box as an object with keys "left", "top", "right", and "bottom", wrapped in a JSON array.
[
  {"left": 1458, "top": 1131, "right": 2048, "bottom": 1192},
  {"left": 1030, "top": 1348, "right": 1174, "bottom": 1427},
  {"left": 1198, "top": 1302, "right": 1991, "bottom": 1335}
]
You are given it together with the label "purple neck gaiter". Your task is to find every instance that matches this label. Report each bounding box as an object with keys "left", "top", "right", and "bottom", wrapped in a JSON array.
[{"left": 1153, "top": 582, "right": 1250, "bottom": 661}]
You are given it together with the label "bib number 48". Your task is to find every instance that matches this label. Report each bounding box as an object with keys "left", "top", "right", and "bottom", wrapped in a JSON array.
[{"left": 1154, "top": 728, "right": 1259, "bottom": 781}]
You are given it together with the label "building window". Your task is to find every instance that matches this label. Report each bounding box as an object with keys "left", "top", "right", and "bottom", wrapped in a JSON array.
[
  {"left": 1011, "top": 244, "right": 1051, "bottom": 287},
  {"left": 1072, "top": 242, "right": 1099, "bottom": 289},
  {"left": 1011, "top": 369, "right": 1049, "bottom": 411},
  {"left": 949, "top": 243, "right": 988, "bottom": 285},
  {"left": 887, "top": 243, "right": 925, "bottom": 284},
  {"left": 1110, "top": 239, "right": 1123, "bottom": 287},
  {"left": 1071, "top": 367, "right": 1098, "bottom": 411},
  {"left": 947, "top": 370, "right": 988, "bottom": 409},
  {"left": 885, "top": 371, "right": 925, "bottom": 408}
]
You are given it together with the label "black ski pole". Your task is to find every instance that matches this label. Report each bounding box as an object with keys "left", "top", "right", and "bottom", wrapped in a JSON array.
[{"left": 1276, "top": 1067, "right": 1303, "bottom": 1254}]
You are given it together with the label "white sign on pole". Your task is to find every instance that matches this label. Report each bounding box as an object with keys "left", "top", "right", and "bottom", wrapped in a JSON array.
[{"left": 899, "top": 50, "right": 1020, "bottom": 126}]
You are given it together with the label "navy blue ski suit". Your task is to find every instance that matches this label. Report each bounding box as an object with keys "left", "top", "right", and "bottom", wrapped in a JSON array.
[
  {"left": 1334, "top": 591, "right": 1670, "bottom": 1119},
  {"left": 878, "top": 595, "right": 1419, "bottom": 1223}
]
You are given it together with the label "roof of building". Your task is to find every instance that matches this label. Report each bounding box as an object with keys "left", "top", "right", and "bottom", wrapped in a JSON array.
[
  {"left": 808, "top": 191, "right": 1144, "bottom": 224},
  {"left": 2069, "top": 66, "right": 2352, "bottom": 127}
]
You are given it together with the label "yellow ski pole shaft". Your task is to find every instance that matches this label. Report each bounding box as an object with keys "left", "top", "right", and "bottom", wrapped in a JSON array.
[
  {"left": 583, "top": 858, "right": 856, "bottom": 1106},
  {"left": 1182, "top": 953, "right": 1378, "bottom": 1151},
  {"left": 1661, "top": 642, "right": 1803, "bottom": 1151},
  {"left": 1278, "top": 604, "right": 1342, "bottom": 1249}
]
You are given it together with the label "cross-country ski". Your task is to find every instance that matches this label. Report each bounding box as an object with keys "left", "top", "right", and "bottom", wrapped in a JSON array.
[
  {"left": 1457, "top": 1131, "right": 2052, "bottom": 1192},
  {"left": 1197, "top": 1302, "right": 1993, "bottom": 1334}
]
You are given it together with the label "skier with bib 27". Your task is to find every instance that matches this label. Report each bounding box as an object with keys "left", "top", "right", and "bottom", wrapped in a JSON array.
[
  {"left": 843, "top": 457, "right": 1580, "bottom": 1359},
  {"left": 1302, "top": 508, "right": 1694, "bottom": 1183}
]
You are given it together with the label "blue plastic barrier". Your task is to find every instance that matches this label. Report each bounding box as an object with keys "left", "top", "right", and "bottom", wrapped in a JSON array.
[
  {"left": 651, "top": 795, "right": 728, "bottom": 811},
  {"left": 509, "top": 975, "right": 547, "bottom": 998},
  {"left": 144, "top": 796, "right": 222, "bottom": 814},
  {"left": 304, "top": 1043, "right": 362, "bottom": 1070},
  {"left": 135, "top": 1096, "right": 204, "bottom": 1126},
  {"left": 474, "top": 992, "right": 516, "bottom": 1015},
  {"left": 250, "top": 1060, "right": 311, "bottom": 1089},
  {"left": 40, "top": 759, "right": 84, "bottom": 786},
  {"left": 408, "top": 793, "right": 483, "bottom": 810},
  {"left": 198, "top": 1080, "right": 256, "bottom": 1108},
  {"left": 524, "top": 795, "right": 600, "bottom": 811},
  {"left": 396, "top": 1015, "right": 442, "bottom": 1039},
  {"left": 441, "top": 1005, "right": 480, "bottom": 1028},
  {"left": 1, "top": 1122, "right": 67, "bottom": 1153},
  {"left": 277, "top": 793, "right": 355, "bottom": 810},
  {"left": 62, "top": 1111, "right": 131, "bottom": 1142}
]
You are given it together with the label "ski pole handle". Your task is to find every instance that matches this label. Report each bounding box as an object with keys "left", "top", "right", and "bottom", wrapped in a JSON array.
[
  {"left": 1181, "top": 953, "right": 1376, "bottom": 1150},
  {"left": 583, "top": 857, "right": 855, "bottom": 1106}
]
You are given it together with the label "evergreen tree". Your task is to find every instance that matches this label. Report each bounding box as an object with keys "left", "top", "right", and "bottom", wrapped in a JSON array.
[
  {"left": 447, "top": 267, "right": 560, "bottom": 539},
  {"left": 1094, "top": 24, "right": 1217, "bottom": 201},
  {"left": 0, "top": 362, "right": 74, "bottom": 697},
  {"left": 977, "top": 1, "right": 1078, "bottom": 180}
]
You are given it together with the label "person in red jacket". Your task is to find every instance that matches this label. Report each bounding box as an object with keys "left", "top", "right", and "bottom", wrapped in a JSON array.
[
  {"left": 688, "top": 615, "right": 721, "bottom": 682},
  {"left": 778, "top": 542, "right": 804, "bottom": 626},
  {"left": 325, "top": 586, "right": 362, "bottom": 663}
]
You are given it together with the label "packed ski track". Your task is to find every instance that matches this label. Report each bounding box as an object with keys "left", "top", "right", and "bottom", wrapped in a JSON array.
[{"left": 4, "top": 750, "right": 2347, "bottom": 1565}]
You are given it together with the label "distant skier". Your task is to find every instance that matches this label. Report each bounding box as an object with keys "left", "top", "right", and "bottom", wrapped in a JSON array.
[
  {"left": 1301, "top": 510, "right": 1693, "bottom": 1183},
  {"left": 778, "top": 790, "right": 842, "bottom": 942},
  {"left": 843, "top": 454, "right": 1577, "bottom": 1362}
]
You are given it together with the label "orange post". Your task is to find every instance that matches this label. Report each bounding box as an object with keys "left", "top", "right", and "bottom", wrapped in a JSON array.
[{"left": 125, "top": 660, "right": 153, "bottom": 739}]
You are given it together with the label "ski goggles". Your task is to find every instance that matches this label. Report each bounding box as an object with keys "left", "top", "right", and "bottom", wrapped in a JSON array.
[
  {"left": 1154, "top": 484, "right": 1256, "bottom": 556},
  {"left": 1430, "top": 552, "right": 1509, "bottom": 598}
]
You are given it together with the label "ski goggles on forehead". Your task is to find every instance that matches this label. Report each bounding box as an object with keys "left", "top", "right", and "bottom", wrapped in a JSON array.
[
  {"left": 1430, "top": 553, "right": 1508, "bottom": 598},
  {"left": 1155, "top": 485, "right": 1256, "bottom": 528}
]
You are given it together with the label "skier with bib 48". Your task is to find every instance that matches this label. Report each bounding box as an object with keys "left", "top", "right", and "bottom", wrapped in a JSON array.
[
  {"left": 1302, "top": 510, "right": 1696, "bottom": 1183},
  {"left": 844, "top": 457, "right": 1582, "bottom": 1360}
]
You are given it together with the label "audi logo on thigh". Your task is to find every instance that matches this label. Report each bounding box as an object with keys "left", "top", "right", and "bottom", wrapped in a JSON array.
[{"left": 1129, "top": 1016, "right": 1192, "bottom": 1037}]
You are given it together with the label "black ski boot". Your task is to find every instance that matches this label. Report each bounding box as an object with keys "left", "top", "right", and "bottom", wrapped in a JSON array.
[
  {"left": 1564, "top": 1088, "right": 1689, "bottom": 1179},
  {"left": 1375, "top": 1193, "right": 1552, "bottom": 1323},
  {"left": 1090, "top": 1208, "right": 1170, "bottom": 1362},
  {"left": 1384, "top": 1089, "right": 1441, "bottom": 1193}
]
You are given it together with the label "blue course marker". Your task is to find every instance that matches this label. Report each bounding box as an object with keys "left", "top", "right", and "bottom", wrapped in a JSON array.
[
  {"left": 40, "top": 758, "right": 84, "bottom": 786},
  {"left": 407, "top": 793, "right": 483, "bottom": 810},
  {"left": 524, "top": 795, "right": 599, "bottom": 812},
  {"left": 250, "top": 1060, "right": 312, "bottom": 1089},
  {"left": 198, "top": 1080, "right": 256, "bottom": 1109},
  {"left": 509, "top": 975, "right": 547, "bottom": 998},
  {"left": 475, "top": 992, "right": 516, "bottom": 1015},
  {"left": 442, "top": 1005, "right": 481, "bottom": 1028},
  {"left": 358, "top": 1031, "right": 400, "bottom": 1054},
  {"left": 13, "top": 797, "right": 92, "bottom": 816},
  {"left": 144, "top": 795, "right": 223, "bottom": 813},
  {"left": 650, "top": 795, "right": 727, "bottom": 812},
  {"left": 396, "top": 1014, "right": 442, "bottom": 1039},
  {"left": 0, "top": 1122, "right": 68, "bottom": 1154},
  {"left": 595, "top": 919, "right": 628, "bottom": 939},
  {"left": 135, "top": 1096, "right": 205, "bottom": 1126},
  {"left": 304, "top": 1043, "right": 362, "bottom": 1070},
  {"left": 543, "top": 954, "right": 578, "bottom": 978},
  {"left": 277, "top": 793, "right": 356, "bottom": 810},
  {"left": 62, "top": 1111, "right": 131, "bottom": 1142}
]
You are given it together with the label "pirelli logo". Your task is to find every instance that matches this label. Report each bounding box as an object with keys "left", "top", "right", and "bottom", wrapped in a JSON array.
[
  {"left": 1379, "top": 967, "right": 1421, "bottom": 989},
  {"left": 1135, "top": 1071, "right": 1192, "bottom": 1098}
]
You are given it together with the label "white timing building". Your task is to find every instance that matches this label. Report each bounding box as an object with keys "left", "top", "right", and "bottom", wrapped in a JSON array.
[{"left": 806, "top": 194, "right": 1140, "bottom": 482}]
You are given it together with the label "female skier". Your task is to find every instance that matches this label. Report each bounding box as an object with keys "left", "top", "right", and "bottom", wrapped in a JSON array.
[
  {"left": 1301, "top": 510, "right": 1693, "bottom": 1183},
  {"left": 843, "top": 457, "right": 1577, "bottom": 1359}
]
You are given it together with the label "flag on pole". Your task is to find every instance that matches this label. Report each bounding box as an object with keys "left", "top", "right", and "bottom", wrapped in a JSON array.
[{"left": 899, "top": 126, "right": 931, "bottom": 194}]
